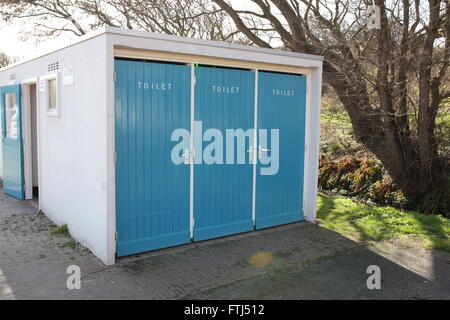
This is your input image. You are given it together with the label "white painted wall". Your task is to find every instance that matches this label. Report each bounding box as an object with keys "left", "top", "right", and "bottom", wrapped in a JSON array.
[{"left": 0, "top": 33, "right": 110, "bottom": 264}]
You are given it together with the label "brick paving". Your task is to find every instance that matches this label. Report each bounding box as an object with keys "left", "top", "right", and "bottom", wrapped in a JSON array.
[{"left": 0, "top": 189, "right": 449, "bottom": 300}]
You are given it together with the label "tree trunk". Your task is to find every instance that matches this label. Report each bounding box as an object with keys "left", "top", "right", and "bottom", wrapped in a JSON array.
[{"left": 323, "top": 61, "right": 441, "bottom": 210}]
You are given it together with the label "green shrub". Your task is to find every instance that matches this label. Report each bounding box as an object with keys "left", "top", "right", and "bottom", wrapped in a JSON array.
[{"left": 318, "top": 155, "right": 407, "bottom": 209}]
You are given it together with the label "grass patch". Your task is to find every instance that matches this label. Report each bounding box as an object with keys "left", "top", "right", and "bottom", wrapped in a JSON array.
[
  {"left": 317, "top": 193, "right": 450, "bottom": 252},
  {"left": 48, "top": 224, "right": 69, "bottom": 236},
  {"left": 62, "top": 240, "right": 77, "bottom": 248}
]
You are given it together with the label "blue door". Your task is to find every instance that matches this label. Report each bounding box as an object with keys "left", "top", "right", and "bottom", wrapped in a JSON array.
[
  {"left": 0, "top": 84, "right": 25, "bottom": 200},
  {"left": 115, "top": 59, "right": 191, "bottom": 256},
  {"left": 255, "top": 72, "right": 307, "bottom": 229},
  {"left": 193, "top": 66, "right": 254, "bottom": 241}
]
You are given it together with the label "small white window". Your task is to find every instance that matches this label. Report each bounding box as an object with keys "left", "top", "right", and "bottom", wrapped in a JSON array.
[
  {"left": 43, "top": 73, "right": 59, "bottom": 116},
  {"left": 4, "top": 93, "right": 18, "bottom": 139},
  {"left": 48, "top": 79, "right": 57, "bottom": 110}
]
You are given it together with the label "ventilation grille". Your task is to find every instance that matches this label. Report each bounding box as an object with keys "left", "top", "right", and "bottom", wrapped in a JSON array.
[
  {"left": 48, "top": 62, "right": 59, "bottom": 72},
  {"left": 9, "top": 74, "right": 16, "bottom": 81}
]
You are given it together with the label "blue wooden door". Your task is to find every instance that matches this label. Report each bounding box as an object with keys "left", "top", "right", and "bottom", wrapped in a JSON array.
[
  {"left": 255, "top": 72, "right": 307, "bottom": 229},
  {"left": 0, "top": 84, "right": 25, "bottom": 200},
  {"left": 193, "top": 66, "right": 254, "bottom": 241},
  {"left": 115, "top": 60, "right": 191, "bottom": 256}
]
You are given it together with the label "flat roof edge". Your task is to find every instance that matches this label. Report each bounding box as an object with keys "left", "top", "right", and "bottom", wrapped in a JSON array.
[
  {"left": 105, "top": 27, "right": 324, "bottom": 62},
  {"left": 0, "top": 27, "right": 323, "bottom": 73}
]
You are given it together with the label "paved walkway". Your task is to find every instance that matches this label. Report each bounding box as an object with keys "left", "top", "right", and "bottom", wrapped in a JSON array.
[{"left": 0, "top": 190, "right": 449, "bottom": 299}]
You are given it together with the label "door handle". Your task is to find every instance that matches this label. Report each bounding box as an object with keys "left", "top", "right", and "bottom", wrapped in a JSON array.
[
  {"left": 258, "top": 146, "right": 270, "bottom": 159},
  {"left": 182, "top": 149, "right": 190, "bottom": 165},
  {"left": 247, "top": 146, "right": 255, "bottom": 162}
]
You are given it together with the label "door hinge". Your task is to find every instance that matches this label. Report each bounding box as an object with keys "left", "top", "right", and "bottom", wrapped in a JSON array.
[
  {"left": 115, "top": 231, "right": 118, "bottom": 241},
  {"left": 193, "top": 75, "right": 196, "bottom": 86},
  {"left": 113, "top": 72, "right": 116, "bottom": 82},
  {"left": 114, "top": 152, "right": 117, "bottom": 163}
]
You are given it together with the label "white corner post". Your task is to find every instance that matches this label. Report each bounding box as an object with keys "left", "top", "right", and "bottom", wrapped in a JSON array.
[
  {"left": 106, "top": 39, "right": 117, "bottom": 266},
  {"left": 304, "top": 65, "right": 323, "bottom": 223}
]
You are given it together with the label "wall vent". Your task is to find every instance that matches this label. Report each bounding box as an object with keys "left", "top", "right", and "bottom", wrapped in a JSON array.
[
  {"left": 48, "top": 62, "right": 59, "bottom": 72},
  {"left": 9, "top": 74, "right": 16, "bottom": 81}
]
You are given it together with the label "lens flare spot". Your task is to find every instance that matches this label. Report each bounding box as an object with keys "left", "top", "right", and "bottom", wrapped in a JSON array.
[{"left": 250, "top": 252, "right": 273, "bottom": 267}]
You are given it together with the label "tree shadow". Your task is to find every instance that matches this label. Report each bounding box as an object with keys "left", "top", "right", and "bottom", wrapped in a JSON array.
[
  {"left": 317, "top": 193, "right": 449, "bottom": 250},
  {"left": 316, "top": 193, "right": 450, "bottom": 297}
]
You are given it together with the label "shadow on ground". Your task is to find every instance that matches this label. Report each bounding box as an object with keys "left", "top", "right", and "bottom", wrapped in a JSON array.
[
  {"left": 317, "top": 194, "right": 450, "bottom": 252},
  {"left": 314, "top": 194, "right": 450, "bottom": 299},
  {"left": 0, "top": 190, "right": 449, "bottom": 299}
]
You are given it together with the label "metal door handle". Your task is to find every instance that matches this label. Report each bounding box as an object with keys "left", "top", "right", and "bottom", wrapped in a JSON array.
[
  {"left": 247, "top": 146, "right": 255, "bottom": 162},
  {"left": 258, "top": 146, "right": 270, "bottom": 159},
  {"left": 182, "top": 149, "right": 190, "bottom": 165}
]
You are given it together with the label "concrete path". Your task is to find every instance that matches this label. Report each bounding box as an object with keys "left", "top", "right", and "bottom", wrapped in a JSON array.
[{"left": 0, "top": 190, "right": 449, "bottom": 300}]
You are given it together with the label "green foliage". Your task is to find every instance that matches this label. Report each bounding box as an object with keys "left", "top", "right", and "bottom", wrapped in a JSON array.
[
  {"left": 416, "top": 181, "right": 450, "bottom": 217},
  {"left": 318, "top": 155, "right": 408, "bottom": 209},
  {"left": 62, "top": 240, "right": 77, "bottom": 248},
  {"left": 48, "top": 224, "right": 69, "bottom": 236},
  {"left": 317, "top": 194, "right": 450, "bottom": 252}
]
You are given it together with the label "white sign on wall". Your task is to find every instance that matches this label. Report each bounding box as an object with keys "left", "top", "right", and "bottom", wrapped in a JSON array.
[{"left": 62, "top": 66, "right": 74, "bottom": 86}]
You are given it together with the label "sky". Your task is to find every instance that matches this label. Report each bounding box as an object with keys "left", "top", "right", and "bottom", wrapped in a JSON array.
[
  {"left": 0, "top": 0, "right": 263, "bottom": 61},
  {"left": 0, "top": 1, "right": 420, "bottom": 61},
  {"left": 0, "top": 24, "right": 75, "bottom": 60}
]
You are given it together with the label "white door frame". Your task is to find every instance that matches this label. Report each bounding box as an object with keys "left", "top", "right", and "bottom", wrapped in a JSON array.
[
  {"left": 21, "top": 78, "right": 40, "bottom": 202},
  {"left": 189, "top": 63, "right": 195, "bottom": 238}
]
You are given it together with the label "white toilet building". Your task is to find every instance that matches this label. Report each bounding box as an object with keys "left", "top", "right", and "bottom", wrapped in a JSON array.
[{"left": 0, "top": 27, "right": 323, "bottom": 265}]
